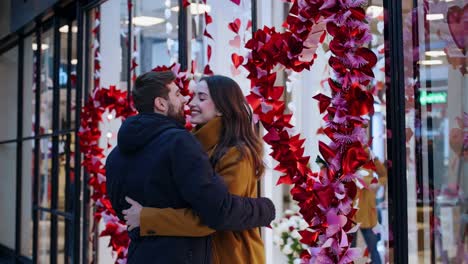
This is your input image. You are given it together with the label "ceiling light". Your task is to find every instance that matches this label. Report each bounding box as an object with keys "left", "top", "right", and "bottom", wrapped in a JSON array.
[
  {"left": 419, "top": 60, "right": 443, "bottom": 65},
  {"left": 366, "top": 5, "right": 383, "bottom": 18},
  {"left": 426, "top": 14, "right": 444, "bottom": 21},
  {"left": 171, "top": 4, "right": 211, "bottom": 15},
  {"left": 59, "top": 25, "right": 78, "bottom": 33},
  {"left": 425, "top": 50, "right": 446, "bottom": 57},
  {"left": 32, "top": 43, "right": 49, "bottom": 50},
  {"left": 131, "top": 16, "right": 165, "bottom": 27}
]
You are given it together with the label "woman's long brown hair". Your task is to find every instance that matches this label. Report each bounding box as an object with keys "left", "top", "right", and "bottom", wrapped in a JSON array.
[{"left": 200, "top": 75, "right": 265, "bottom": 178}]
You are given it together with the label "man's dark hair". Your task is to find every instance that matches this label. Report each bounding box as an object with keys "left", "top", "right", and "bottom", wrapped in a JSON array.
[{"left": 132, "top": 71, "right": 176, "bottom": 113}]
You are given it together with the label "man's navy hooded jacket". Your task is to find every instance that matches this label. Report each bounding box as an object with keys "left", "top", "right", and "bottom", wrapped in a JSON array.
[{"left": 105, "top": 113, "right": 275, "bottom": 264}]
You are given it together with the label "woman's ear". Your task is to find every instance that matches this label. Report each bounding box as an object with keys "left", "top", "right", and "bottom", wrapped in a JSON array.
[
  {"left": 216, "top": 110, "right": 223, "bottom": 117},
  {"left": 154, "top": 97, "right": 167, "bottom": 113}
]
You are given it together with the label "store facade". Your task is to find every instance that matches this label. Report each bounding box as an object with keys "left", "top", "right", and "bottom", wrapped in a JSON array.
[{"left": 0, "top": 0, "right": 465, "bottom": 263}]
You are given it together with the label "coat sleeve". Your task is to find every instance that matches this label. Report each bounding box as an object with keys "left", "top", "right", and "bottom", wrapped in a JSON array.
[
  {"left": 170, "top": 131, "right": 275, "bottom": 231},
  {"left": 139, "top": 148, "right": 256, "bottom": 237},
  {"left": 139, "top": 207, "right": 215, "bottom": 237}
]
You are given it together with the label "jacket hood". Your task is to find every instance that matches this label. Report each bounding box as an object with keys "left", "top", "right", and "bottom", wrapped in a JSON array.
[{"left": 117, "top": 113, "right": 183, "bottom": 153}]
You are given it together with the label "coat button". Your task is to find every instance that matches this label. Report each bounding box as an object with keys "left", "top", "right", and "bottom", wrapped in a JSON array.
[{"left": 147, "top": 230, "right": 156, "bottom": 235}]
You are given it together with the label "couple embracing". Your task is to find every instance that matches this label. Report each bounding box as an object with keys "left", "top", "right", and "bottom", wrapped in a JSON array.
[{"left": 106, "top": 70, "right": 275, "bottom": 264}]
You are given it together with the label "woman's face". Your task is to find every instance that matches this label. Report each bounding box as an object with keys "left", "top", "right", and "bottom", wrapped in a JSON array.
[{"left": 189, "top": 80, "right": 220, "bottom": 125}]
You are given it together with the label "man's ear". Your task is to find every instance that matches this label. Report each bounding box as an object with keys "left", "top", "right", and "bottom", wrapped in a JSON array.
[{"left": 154, "top": 97, "right": 167, "bottom": 113}]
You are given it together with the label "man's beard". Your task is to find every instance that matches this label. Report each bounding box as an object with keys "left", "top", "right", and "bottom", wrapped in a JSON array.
[{"left": 168, "top": 103, "right": 186, "bottom": 125}]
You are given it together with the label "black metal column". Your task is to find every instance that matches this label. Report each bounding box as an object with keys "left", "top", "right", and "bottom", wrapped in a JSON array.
[
  {"left": 178, "top": 0, "right": 188, "bottom": 71},
  {"left": 383, "top": 0, "right": 409, "bottom": 263},
  {"left": 127, "top": 0, "right": 133, "bottom": 101}
]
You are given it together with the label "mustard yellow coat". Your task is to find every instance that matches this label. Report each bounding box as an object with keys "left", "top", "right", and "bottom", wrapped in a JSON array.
[
  {"left": 139, "top": 117, "right": 265, "bottom": 264},
  {"left": 355, "top": 158, "right": 387, "bottom": 229}
]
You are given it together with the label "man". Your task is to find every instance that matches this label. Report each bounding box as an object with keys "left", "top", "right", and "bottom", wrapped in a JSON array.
[{"left": 105, "top": 71, "right": 275, "bottom": 264}]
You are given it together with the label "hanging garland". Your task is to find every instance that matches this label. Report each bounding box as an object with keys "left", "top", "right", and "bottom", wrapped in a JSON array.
[
  {"left": 79, "top": 86, "right": 136, "bottom": 263},
  {"left": 242, "top": 0, "right": 377, "bottom": 263},
  {"left": 80, "top": 0, "right": 378, "bottom": 263}
]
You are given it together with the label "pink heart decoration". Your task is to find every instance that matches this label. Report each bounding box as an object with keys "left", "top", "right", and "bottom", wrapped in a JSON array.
[
  {"left": 230, "top": 0, "right": 241, "bottom": 5},
  {"left": 228, "top": 35, "right": 241, "bottom": 48}
]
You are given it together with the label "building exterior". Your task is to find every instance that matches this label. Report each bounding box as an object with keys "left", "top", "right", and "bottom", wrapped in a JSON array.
[{"left": 0, "top": 0, "right": 465, "bottom": 263}]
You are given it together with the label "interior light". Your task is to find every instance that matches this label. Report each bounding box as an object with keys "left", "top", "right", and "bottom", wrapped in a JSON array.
[
  {"left": 418, "top": 60, "right": 443, "bottom": 65},
  {"left": 32, "top": 43, "right": 49, "bottom": 50},
  {"left": 426, "top": 14, "right": 444, "bottom": 21},
  {"left": 366, "top": 5, "right": 383, "bottom": 18},
  {"left": 131, "top": 16, "right": 165, "bottom": 27},
  {"left": 59, "top": 25, "right": 78, "bottom": 33},
  {"left": 171, "top": 4, "right": 212, "bottom": 15},
  {"left": 71, "top": 59, "right": 78, "bottom": 65},
  {"left": 425, "top": 50, "right": 446, "bottom": 57}
]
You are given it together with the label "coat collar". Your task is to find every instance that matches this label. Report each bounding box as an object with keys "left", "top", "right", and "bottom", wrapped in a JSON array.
[{"left": 193, "top": 117, "right": 222, "bottom": 152}]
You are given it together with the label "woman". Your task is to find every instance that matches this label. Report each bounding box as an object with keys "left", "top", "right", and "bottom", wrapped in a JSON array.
[
  {"left": 353, "top": 153, "right": 387, "bottom": 264},
  {"left": 123, "top": 75, "right": 266, "bottom": 263}
]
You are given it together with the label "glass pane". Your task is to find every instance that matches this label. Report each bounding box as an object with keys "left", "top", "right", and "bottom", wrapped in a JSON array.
[
  {"left": 38, "top": 211, "right": 51, "bottom": 263},
  {"left": 58, "top": 134, "right": 71, "bottom": 212},
  {"left": 88, "top": 0, "right": 129, "bottom": 92},
  {"left": 38, "top": 137, "right": 53, "bottom": 208},
  {"left": 70, "top": 21, "right": 77, "bottom": 130},
  {"left": 189, "top": 0, "right": 252, "bottom": 92},
  {"left": 59, "top": 22, "right": 69, "bottom": 131},
  {"left": 134, "top": 0, "right": 179, "bottom": 74},
  {"left": 23, "top": 34, "right": 37, "bottom": 138},
  {"left": 57, "top": 216, "right": 71, "bottom": 264},
  {"left": 40, "top": 28, "right": 54, "bottom": 135},
  {"left": 58, "top": 20, "right": 78, "bottom": 132},
  {"left": 21, "top": 139, "right": 35, "bottom": 257},
  {"left": 403, "top": 0, "right": 467, "bottom": 263},
  {"left": 0, "top": 47, "right": 18, "bottom": 141},
  {"left": 0, "top": 142, "right": 17, "bottom": 250}
]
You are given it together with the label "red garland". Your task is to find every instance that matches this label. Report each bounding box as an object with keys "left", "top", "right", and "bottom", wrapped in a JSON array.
[
  {"left": 242, "top": 0, "right": 377, "bottom": 263},
  {"left": 79, "top": 87, "right": 137, "bottom": 263}
]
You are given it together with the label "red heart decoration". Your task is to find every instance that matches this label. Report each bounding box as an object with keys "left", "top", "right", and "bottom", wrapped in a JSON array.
[
  {"left": 228, "top": 18, "right": 241, "bottom": 34},
  {"left": 228, "top": 35, "right": 241, "bottom": 48},
  {"left": 446, "top": 4, "right": 467, "bottom": 51},
  {"left": 231, "top": 53, "right": 244, "bottom": 68},
  {"left": 230, "top": 0, "right": 241, "bottom": 5},
  {"left": 246, "top": 20, "right": 252, "bottom": 31}
]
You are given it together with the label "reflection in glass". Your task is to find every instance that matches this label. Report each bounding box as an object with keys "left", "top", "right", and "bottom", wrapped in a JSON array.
[
  {"left": 38, "top": 212, "right": 50, "bottom": 263},
  {"left": 403, "top": 0, "right": 467, "bottom": 262},
  {"left": 0, "top": 47, "right": 19, "bottom": 142},
  {"left": 40, "top": 28, "right": 54, "bottom": 135},
  {"left": 38, "top": 137, "right": 53, "bottom": 209},
  {"left": 58, "top": 134, "right": 73, "bottom": 212},
  {"left": 57, "top": 216, "right": 71, "bottom": 264},
  {"left": 134, "top": 0, "right": 179, "bottom": 74},
  {"left": 23, "top": 34, "right": 36, "bottom": 138},
  {"left": 0, "top": 142, "right": 17, "bottom": 250},
  {"left": 59, "top": 21, "right": 78, "bottom": 131},
  {"left": 21, "top": 140, "right": 35, "bottom": 257}
]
